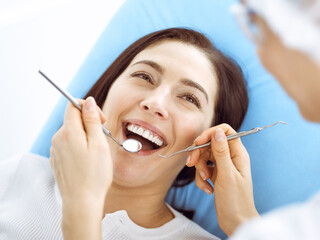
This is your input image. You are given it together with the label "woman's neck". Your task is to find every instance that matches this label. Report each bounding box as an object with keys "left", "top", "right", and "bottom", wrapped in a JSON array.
[{"left": 103, "top": 182, "right": 174, "bottom": 228}]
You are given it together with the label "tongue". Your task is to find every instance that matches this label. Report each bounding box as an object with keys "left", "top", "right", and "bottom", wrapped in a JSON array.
[{"left": 127, "top": 134, "right": 154, "bottom": 151}]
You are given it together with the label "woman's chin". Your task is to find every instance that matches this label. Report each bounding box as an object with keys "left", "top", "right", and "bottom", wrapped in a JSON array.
[{"left": 112, "top": 160, "right": 153, "bottom": 187}]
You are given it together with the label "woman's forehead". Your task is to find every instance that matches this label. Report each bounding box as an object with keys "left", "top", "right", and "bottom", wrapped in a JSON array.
[
  {"left": 129, "top": 40, "right": 218, "bottom": 94},
  {"left": 133, "top": 40, "right": 210, "bottom": 66}
]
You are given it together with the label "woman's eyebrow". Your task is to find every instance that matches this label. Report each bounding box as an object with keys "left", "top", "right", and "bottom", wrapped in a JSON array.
[
  {"left": 131, "top": 60, "right": 209, "bottom": 102},
  {"left": 131, "top": 60, "right": 164, "bottom": 74},
  {"left": 180, "top": 78, "right": 209, "bottom": 102}
]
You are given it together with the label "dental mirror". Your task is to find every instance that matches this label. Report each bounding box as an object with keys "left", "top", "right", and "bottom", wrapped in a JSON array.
[
  {"left": 39, "top": 70, "right": 142, "bottom": 153},
  {"left": 122, "top": 138, "right": 143, "bottom": 153}
]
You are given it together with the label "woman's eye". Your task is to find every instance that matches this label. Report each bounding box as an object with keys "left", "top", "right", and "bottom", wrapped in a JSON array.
[
  {"left": 132, "top": 72, "right": 153, "bottom": 84},
  {"left": 181, "top": 94, "right": 201, "bottom": 108}
]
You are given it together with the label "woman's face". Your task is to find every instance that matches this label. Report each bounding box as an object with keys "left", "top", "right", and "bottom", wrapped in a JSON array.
[{"left": 102, "top": 40, "right": 218, "bottom": 189}]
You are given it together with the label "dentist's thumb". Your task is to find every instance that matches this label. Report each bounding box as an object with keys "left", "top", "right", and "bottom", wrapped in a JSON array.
[
  {"left": 82, "top": 96, "right": 105, "bottom": 143},
  {"left": 211, "top": 128, "right": 235, "bottom": 173}
]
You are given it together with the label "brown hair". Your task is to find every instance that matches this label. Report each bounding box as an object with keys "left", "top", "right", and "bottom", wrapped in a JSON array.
[{"left": 84, "top": 28, "right": 248, "bottom": 187}]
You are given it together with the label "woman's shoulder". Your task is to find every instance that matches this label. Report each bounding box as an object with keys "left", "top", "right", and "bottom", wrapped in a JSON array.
[
  {"left": 0, "top": 153, "right": 52, "bottom": 199},
  {"left": 0, "top": 152, "right": 49, "bottom": 165},
  {"left": 0, "top": 153, "right": 63, "bottom": 239},
  {"left": 168, "top": 205, "right": 220, "bottom": 240},
  {"left": 0, "top": 152, "right": 50, "bottom": 178}
]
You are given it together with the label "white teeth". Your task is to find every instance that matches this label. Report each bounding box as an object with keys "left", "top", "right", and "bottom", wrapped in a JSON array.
[
  {"left": 142, "top": 130, "right": 150, "bottom": 139},
  {"left": 126, "top": 124, "right": 164, "bottom": 147},
  {"left": 152, "top": 136, "right": 158, "bottom": 144},
  {"left": 137, "top": 127, "right": 144, "bottom": 135}
]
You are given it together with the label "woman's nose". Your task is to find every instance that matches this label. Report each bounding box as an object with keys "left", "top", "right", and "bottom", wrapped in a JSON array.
[{"left": 140, "top": 93, "right": 169, "bottom": 120}]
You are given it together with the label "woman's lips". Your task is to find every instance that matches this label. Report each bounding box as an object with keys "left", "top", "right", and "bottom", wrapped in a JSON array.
[
  {"left": 126, "top": 123, "right": 164, "bottom": 147},
  {"left": 122, "top": 119, "right": 168, "bottom": 155}
]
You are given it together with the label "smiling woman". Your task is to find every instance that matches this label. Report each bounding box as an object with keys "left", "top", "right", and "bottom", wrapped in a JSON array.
[
  {"left": 0, "top": 28, "right": 248, "bottom": 240},
  {"left": 86, "top": 28, "right": 249, "bottom": 187}
]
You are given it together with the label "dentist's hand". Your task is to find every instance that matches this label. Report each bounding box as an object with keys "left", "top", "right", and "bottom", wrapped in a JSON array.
[
  {"left": 186, "top": 124, "right": 259, "bottom": 236},
  {"left": 50, "top": 97, "right": 112, "bottom": 239},
  {"left": 50, "top": 97, "right": 112, "bottom": 204}
]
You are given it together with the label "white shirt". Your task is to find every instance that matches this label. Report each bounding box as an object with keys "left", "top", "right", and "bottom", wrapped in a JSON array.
[
  {"left": 231, "top": 190, "right": 320, "bottom": 240},
  {"left": 0, "top": 153, "right": 218, "bottom": 240}
]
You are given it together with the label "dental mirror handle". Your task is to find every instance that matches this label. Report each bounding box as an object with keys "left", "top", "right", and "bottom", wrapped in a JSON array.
[
  {"left": 38, "top": 70, "right": 123, "bottom": 147},
  {"left": 39, "top": 71, "right": 82, "bottom": 111}
]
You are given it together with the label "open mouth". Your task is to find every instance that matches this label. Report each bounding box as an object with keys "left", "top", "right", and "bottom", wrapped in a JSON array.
[{"left": 123, "top": 122, "right": 167, "bottom": 152}]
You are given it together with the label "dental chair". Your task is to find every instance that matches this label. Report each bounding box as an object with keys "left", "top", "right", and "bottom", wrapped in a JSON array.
[{"left": 31, "top": 0, "right": 320, "bottom": 238}]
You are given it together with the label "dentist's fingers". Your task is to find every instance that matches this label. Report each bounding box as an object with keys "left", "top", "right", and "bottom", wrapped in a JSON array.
[
  {"left": 187, "top": 125, "right": 256, "bottom": 235},
  {"left": 195, "top": 167, "right": 213, "bottom": 195},
  {"left": 195, "top": 153, "right": 210, "bottom": 181},
  {"left": 186, "top": 148, "right": 200, "bottom": 166},
  {"left": 210, "top": 127, "right": 235, "bottom": 175},
  {"left": 60, "top": 98, "right": 107, "bottom": 148},
  {"left": 63, "top": 99, "right": 106, "bottom": 130},
  {"left": 186, "top": 125, "right": 231, "bottom": 168},
  {"left": 76, "top": 98, "right": 107, "bottom": 123},
  {"left": 63, "top": 100, "right": 84, "bottom": 133},
  {"left": 196, "top": 124, "right": 242, "bottom": 158},
  {"left": 186, "top": 145, "right": 212, "bottom": 167},
  {"left": 97, "top": 107, "right": 107, "bottom": 123},
  {"left": 81, "top": 97, "right": 107, "bottom": 146},
  {"left": 50, "top": 97, "right": 113, "bottom": 203},
  {"left": 188, "top": 124, "right": 249, "bottom": 175},
  {"left": 194, "top": 165, "right": 216, "bottom": 195},
  {"left": 188, "top": 148, "right": 212, "bottom": 181},
  {"left": 189, "top": 146, "right": 218, "bottom": 195},
  {"left": 210, "top": 165, "right": 217, "bottom": 183},
  {"left": 211, "top": 127, "right": 256, "bottom": 235},
  {"left": 211, "top": 126, "right": 251, "bottom": 178}
]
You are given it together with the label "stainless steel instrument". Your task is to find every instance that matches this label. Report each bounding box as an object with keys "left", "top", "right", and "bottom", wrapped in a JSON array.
[
  {"left": 159, "top": 121, "right": 287, "bottom": 158},
  {"left": 39, "top": 70, "right": 142, "bottom": 153}
]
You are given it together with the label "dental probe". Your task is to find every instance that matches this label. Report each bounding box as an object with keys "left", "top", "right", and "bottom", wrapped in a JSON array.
[
  {"left": 159, "top": 121, "right": 287, "bottom": 158},
  {"left": 38, "top": 70, "right": 142, "bottom": 153}
]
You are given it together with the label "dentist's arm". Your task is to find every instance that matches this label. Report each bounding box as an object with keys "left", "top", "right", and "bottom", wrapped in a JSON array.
[
  {"left": 187, "top": 124, "right": 259, "bottom": 236},
  {"left": 50, "top": 97, "right": 113, "bottom": 240}
]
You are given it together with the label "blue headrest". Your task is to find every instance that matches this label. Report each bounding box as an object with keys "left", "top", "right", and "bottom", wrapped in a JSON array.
[{"left": 31, "top": 0, "right": 320, "bottom": 238}]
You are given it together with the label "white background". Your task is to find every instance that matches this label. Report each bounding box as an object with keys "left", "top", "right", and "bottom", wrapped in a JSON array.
[{"left": 0, "top": 0, "right": 124, "bottom": 161}]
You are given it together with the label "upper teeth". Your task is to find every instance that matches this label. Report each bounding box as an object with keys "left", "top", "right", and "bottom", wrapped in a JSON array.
[{"left": 126, "top": 124, "right": 164, "bottom": 147}]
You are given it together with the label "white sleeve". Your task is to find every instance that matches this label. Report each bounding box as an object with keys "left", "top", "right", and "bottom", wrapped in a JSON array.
[
  {"left": 0, "top": 154, "right": 24, "bottom": 198},
  {"left": 230, "top": 192, "right": 320, "bottom": 240}
]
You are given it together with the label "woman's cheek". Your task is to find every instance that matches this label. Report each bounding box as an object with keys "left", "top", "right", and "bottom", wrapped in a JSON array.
[
  {"left": 178, "top": 115, "right": 205, "bottom": 143},
  {"left": 104, "top": 84, "right": 137, "bottom": 113}
]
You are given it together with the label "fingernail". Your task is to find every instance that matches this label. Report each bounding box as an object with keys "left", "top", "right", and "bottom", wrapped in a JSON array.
[
  {"left": 204, "top": 187, "right": 212, "bottom": 195},
  {"left": 86, "top": 97, "right": 96, "bottom": 112},
  {"left": 186, "top": 156, "right": 191, "bottom": 165},
  {"left": 214, "top": 128, "right": 225, "bottom": 142},
  {"left": 200, "top": 171, "right": 206, "bottom": 181}
]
